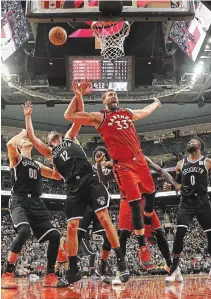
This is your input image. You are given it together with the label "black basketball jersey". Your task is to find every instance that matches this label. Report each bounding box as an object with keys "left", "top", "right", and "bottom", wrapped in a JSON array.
[
  {"left": 52, "top": 138, "right": 93, "bottom": 183},
  {"left": 92, "top": 164, "right": 112, "bottom": 188},
  {"left": 181, "top": 156, "right": 209, "bottom": 196},
  {"left": 11, "top": 156, "right": 42, "bottom": 196}
]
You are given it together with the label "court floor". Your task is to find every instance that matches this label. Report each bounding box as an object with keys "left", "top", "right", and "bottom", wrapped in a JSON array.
[{"left": 1, "top": 275, "right": 211, "bottom": 299}]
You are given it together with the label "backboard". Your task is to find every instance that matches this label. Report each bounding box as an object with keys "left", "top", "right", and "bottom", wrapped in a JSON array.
[{"left": 26, "top": 0, "right": 195, "bottom": 23}]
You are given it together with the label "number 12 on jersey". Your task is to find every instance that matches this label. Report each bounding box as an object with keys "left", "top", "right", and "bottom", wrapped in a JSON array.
[{"left": 60, "top": 151, "right": 70, "bottom": 162}]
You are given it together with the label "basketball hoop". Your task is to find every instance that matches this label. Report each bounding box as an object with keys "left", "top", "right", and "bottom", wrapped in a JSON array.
[{"left": 91, "top": 21, "right": 130, "bottom": 60}]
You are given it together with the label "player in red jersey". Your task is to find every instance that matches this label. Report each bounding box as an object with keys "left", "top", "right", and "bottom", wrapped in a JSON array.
[
  {"left": 64, "top": 84, "right": 162, "bottom": 268},
  {"left": 55, "top": 230, "right": 68, "bottom": 275}
]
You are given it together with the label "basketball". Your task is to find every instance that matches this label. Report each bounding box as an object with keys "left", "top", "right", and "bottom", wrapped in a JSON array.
[{"left": 49, "top": 26, "right": 67, "bottom": 46}]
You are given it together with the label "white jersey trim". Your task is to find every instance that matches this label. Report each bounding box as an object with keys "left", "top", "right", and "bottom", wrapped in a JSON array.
[{"left": 187, "top": 156, "right": 204, "bottom": 163}]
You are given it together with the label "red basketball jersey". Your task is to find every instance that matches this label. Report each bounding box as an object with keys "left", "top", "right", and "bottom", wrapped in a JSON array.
[{"left": 97, "top": 109, "right": 142, "bottom": 160}]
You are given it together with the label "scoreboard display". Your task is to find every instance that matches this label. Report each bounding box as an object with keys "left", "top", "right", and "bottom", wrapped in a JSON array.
[{"left": 67, "top": 56, "right": 133, "bottom": 92}]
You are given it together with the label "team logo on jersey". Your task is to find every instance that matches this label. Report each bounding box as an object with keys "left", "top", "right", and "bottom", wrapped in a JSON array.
[
  {"left": 96, "top": 196, "right": 106, "bottom": 206},
  {"left": 108, "top": 115, "right": 132, "bottom": 127}
]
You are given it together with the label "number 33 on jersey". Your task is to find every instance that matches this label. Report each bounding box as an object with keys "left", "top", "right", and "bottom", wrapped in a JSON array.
[{"left": 97, "top": 109, "right": 142, "bottom": 160}]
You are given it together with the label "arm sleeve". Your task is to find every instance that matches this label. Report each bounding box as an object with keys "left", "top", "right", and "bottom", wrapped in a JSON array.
[{"left": 96, "top": 164, "right": 115, "bottom": 184}]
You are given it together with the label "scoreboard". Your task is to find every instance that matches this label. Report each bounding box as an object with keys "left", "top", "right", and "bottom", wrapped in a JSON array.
[{"left": 67, "top": 56, "right": 133, "bottom": 92}]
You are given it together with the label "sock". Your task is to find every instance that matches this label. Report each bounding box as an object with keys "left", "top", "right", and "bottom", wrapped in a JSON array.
[
  {"left": 144, "top": 215, "right": 152, "bottom": 226},
  {"left": 155, "top": 229, "right": 172, "bottom": 267},
  {"left": 114, "top": 248, "right": 124, "bottom": 263},
  {"left": 136, "top": 235, "right": 146, "bottom": 247},
  {"left": 68, "top": 256, "right": 77, "bottom": 272}
]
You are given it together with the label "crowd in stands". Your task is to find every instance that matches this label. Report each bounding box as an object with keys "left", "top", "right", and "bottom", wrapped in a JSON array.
[
  {"left": 1, "top": 129, "right": 211, "bottom": 277},
  {"left": 1, "top": 207, "right": 210, "bottom": 277}
]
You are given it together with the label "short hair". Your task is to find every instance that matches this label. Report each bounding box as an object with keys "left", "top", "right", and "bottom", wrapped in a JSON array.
[
  {"left": 93, "top": 146, "right": 110, "bottom": 162},
  {"left": 101, "top": 89, "right": 115, "bottom": 101},
  {"left": 192, "top": 137, "right": 205, "bottom": 152}
]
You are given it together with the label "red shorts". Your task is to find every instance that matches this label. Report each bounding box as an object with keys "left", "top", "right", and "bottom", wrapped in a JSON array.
[
  {"left": 57, "top": 249, "right": 68, "bottom": 263},
  {"left": 114, "top": 154, "right": 155, "bottom": 201},
  {"left": 118, "top": 199, "right": 161, "bottom": 235}
]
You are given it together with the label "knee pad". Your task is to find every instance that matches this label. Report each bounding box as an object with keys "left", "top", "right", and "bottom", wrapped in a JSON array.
[
  {"left": 119, "top": 230, "right": 131, "bottom": 241},
  {"left": 173, "top": 226, "right": 187, "bottom": 255},
  {"left": 119, "top": 230, "right": 131, "bottom": 246},
  {"left": 46, "top": 230, "right": 60, "bottom": 242},
  {"left": 10, "top": 224, "right": 31, "bottom": 253},
  {"left": 129, "top": 200, "right": 144, "bottom": 230},
  {"left": 143, "top": 192, "right": 156, "bottom": 214},
  {"left": 102, "top": 233, "right": 112, "bottom": 252},
  {"left": 41, "top": 229, "right": 60, "bottom": 244}
]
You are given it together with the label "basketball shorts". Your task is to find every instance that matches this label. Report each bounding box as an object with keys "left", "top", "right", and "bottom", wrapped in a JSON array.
[
  {"left": 78, "top": 205, "right": 105, "bottom": 234},
  {"left": 113, "top": 154, "right": 155, "bottom": 202},
  {"left": 9, "top": 195, "right": 59, "bottom": 242},
  {"left": 118, "top": 198, "right": 161, "bottom": 234},
  {"left": 177, "top": 193, "right": 211, "bottom": 232},
  {"left": 66, "top": 172, "right": 110, "bottom": 222}
]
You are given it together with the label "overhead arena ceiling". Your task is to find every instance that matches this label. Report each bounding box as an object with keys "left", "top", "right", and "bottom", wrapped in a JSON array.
[{"left": 2, "top": 102, "right": 211, "bottom": 134}]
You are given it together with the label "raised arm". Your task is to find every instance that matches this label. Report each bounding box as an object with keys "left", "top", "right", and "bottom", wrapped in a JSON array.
[
  {"left": 64, "top": 83, "right": 84, "bottom": 141},
  {"left": 23, "top": 102, "right": 52, "bottom": 160},
  {"left": 95, "top": 152, "right": 115, "bottom": 184},
  {"left": 64, "top": 80, "right": 103, "bottom": 127},
  {"left": 38, "top": 163, "right": 63, "bottom": 180},
  {"left": 128, "top": 98, "right": 161, "bottom": 121},
  {"left": 145, "top": 156, "right": 181, "bottom": 192},
  {"left": 7, "top": 129, "right": 27, "bottom": 168}
]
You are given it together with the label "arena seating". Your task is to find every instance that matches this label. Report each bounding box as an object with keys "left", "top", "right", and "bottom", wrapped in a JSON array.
[{"left": 1, "top": 207, "right": 210, "bottom": 277}]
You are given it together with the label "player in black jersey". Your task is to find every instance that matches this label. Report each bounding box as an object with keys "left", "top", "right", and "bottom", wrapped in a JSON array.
[
  {"left": 165, "top": 137, "right": 211, "bottom": 283},
  {"left": 77, "top": 146, "right": 113, "bottom": 283},
  {"left": 24, "top": 81, "right": 130, "bottom": 287},
  {"left": 1, "top": 129, "right": 62, "bottom": 289}
]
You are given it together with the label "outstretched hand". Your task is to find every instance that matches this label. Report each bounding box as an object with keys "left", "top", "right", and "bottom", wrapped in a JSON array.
[
  {"left": 153, "top": 97, "right": 162, "bottom": 108},
  {"left": 72, "top": 79, "right": 92, "bottom": 96},
  {"left": 23, "top": 101, "right": 33, "bottom": 116}
]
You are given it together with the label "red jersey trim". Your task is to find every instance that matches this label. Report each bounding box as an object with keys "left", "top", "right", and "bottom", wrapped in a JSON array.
[
  {"left": 96, "top": 111, "right": 106, "bottom": 129},
  {"left": 125, "top": 108, "right": 134, "bottom": 116}
]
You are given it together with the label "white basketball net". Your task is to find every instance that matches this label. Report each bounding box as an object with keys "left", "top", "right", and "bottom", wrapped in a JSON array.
[{"left": 91, "top": 21, "right": 130, "bottom": 60}]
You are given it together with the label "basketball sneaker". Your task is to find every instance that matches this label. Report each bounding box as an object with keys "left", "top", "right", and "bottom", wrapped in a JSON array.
[
  {"left": 139, "top": 246, "right": 155, "bottom": 269},
  {"left": 43, "top": 273, "right": 59, "bottom": 287},
  {"left": 99, "top": 260, "right": 113, "bottom": 277},
  {"left": 116, "top": 261, "right": 130, "bottom": 283},
  {"left": 112, "top": 272, "right": 122, "bottom": 285},
  {"left": 57, "top": 269, "right": 81, "bottom": 287},
  {"left": 1, "top": 272, "right": 18, "bottom": 289},
  {"left": 165, "top": 266, "right": 183, "bottom": 283}
]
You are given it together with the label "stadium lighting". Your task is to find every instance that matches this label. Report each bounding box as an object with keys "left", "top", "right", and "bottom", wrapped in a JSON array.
[
  {"left": 1, "top": 63, "right": 11, "bottom": 81},
  {"left": 194, "top": 62, "right": 204, "bottom": 75},
  {"left": 205, "top": 45, "right": 209, "bottom": 49}
]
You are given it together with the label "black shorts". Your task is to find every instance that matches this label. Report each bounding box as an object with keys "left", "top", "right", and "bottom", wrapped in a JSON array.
[
  {"left": 9, "top": 195, "right": 59, "bottom": 242},
  {"left": 78, "top": 206, "right": 105, "bottom": 235},
  {"left": 177, "top": 193, "right": 211, "bottom": 232},
  {"left": 65, "top": 173, "right": 110, "bottom": 222}
]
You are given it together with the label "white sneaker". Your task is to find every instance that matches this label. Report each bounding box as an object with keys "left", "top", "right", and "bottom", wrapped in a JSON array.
[
  {"left": 165, "top": 267, "right": 183, "bottom": 283},
  {"left": 112, "top": 272, "right": 122, "bottom": 285},
  {"left": 29, "top": 274, "right": 39, "bottom": 282}
]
